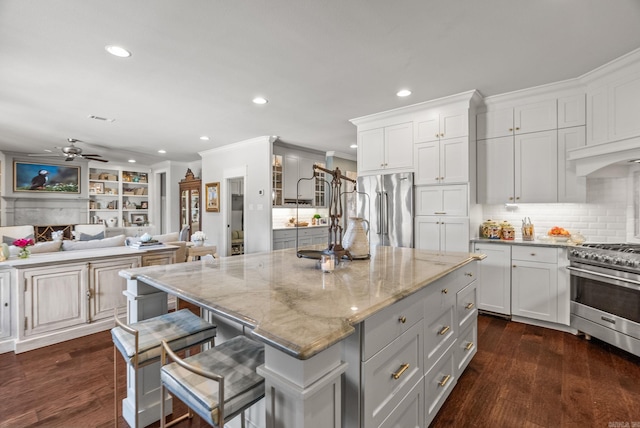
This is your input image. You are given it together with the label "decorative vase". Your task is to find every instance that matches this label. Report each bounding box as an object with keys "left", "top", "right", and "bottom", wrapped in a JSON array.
[
  {"left": 343, "top": 217, "right": 370, "bottom": 259},
  {"left": 18, "top": 247, "right": 31, "bottom": 259}
]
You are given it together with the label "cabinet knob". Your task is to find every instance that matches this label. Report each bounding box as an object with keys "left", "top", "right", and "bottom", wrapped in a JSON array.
[
  {"left": 440, "top": 133, "right": 444, "bottom": 137},
  {"left": 3, "top": 302, "right": 7, "bottom": 307},
  {"left": 385, "top": 163, "right": 388, "bottom": 166},
  {"left": 516, "top": 196, "right": 520, "bottom": 200},
  {"left": 441, "top": 288, "right": 448, "bottom": 294},
  {"left": 381, "top": 164, "right": 385, "bottom": 167},
  {"left": 530, "top": 253, "right": 536, "bottom": 256},
  {"left": 392, "top": 363, "right": 410, "bottom": 380},
  {"left": 509, "top": 197, "right": 514, "bottom": 201},
  {"left": 516, "top": 127, "right": 520, "bottom": 131},
  {"left": 509, "top": 128, "right": 513, "bottom": 132},
  {"left": 440, "top": 176, "right": 445, "bottom": 180},
  {"left": 512, "top": 264, "right": 517, "bottom": 268},
  {"left": 465, "top": 302, "right": 475, "bottom": 310},
  {"left": 439, "top": 374, "right": 452, "bottom": 387},
  {"left": 435, "top": 133, "right": 439, "bottom": 138},
  {"left": 398, "top": 316, "right": 407, "bottom": 324},
  {"left": 464, "top": 272, "right": 473, "bottom": 277},
  {"left": 438, "top": 325, "right": 451, "bottom": 336},
  {"left": 435, "top": 177, "right": 440, "bottom": 181},
  {"left": 465, "top": 342, "right": 474, "bottom": 351}
]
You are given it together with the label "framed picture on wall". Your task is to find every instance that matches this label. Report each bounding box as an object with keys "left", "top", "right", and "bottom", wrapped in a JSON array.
[
  {"left": 89, "top": 182, "right": 104, "bottom": 194},
  {"left": 206, "top": 182, "right": 220, "bottom": 212},
  {"left": 13, "top": 161, "right": 80, "bottom": 193}
]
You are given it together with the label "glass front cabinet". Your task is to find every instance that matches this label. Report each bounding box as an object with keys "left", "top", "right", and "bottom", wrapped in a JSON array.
[{"left": 179, "top": 169, "right": 201, "bottom": 234}]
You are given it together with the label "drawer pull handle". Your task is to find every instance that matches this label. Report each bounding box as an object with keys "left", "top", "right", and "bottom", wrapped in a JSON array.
[
  {"left": 465, "top": 342, "right": 474, "bottom": 351},
  {"left": 441, "top": 288, "right": 448, "bottom": 294},
  {"left": 438, "top": 325, "right": 451, "bottom": 336},
  {"left": 465, "top": 303, "right": 474, "bottom": 310},
  {"left": 530, "top": 253, "right": 536, "bottom": 256},
  {"left": 464, "top": 272, "right": 473, "bottom": 277},
  {"left": 392, "top": 363, "right": 410, "bottom": 380},
  {"left": 398, "top": 316, "right": 407, "bottom": 324},
  {"left": 439, "top": 374, "right": 452, "bottom": 387}
]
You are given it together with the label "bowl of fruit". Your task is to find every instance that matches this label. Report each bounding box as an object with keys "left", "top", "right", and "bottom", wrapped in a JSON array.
[{"left": 548, "top": 226, "right": 571, "bottom": 241}]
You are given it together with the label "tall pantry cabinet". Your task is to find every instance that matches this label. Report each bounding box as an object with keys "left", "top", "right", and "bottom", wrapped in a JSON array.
[{"left": 350, "top": 90, "right": 482, "bottom": 254}]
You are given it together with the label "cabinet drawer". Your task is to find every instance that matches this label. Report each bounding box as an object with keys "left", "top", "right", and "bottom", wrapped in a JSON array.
[
  {"left": 379, "top": 377, "right": 424, "bottom": 428},
  {"left": 425, "top": 262, "right": 476, "bottom": 321},
  {"left": 455, "top": 319, "right": 478, "bottom": 376},
  {"left": 425, "top": 342, "right": 456, "bottom": 423},
  {"left": 362, "top": 322, "right": 423, "bottom": 428},
  {"left": 424, "top": 304, "right": 455, "bottom": 374},
  {"left": 363, "top": 290, "right": 424, "bottom": 360},
  {"left": 456, "top": 281, "right": 477, "bottom": 331},
  {"left": 511, "top": 246, "right": 557, "bottom": 264},
  {"left": 273, "top": 229, "right": 297, "bottom": 240}
]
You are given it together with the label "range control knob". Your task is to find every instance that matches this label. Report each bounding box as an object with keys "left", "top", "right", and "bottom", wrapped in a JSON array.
[
  {"left": 613, "top": 257, "right": 625, "bottom": 265},
  {"left": 601, "top": 255, "right": 612, "bottom": 264}
]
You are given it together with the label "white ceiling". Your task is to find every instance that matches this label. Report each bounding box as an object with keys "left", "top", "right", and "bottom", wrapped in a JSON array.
[{"left": 1, "top": 1, "right": 640, "bottom": 165}]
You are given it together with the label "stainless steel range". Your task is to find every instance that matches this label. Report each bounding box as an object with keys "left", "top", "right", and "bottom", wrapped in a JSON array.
[{"left": 568, "top": 243, "right": 640, "bottom": 357}]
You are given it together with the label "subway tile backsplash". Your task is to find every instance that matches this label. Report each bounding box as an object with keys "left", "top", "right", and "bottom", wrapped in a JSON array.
[{"left": 481, "top": 177, "right": 629, "bottom": 243}]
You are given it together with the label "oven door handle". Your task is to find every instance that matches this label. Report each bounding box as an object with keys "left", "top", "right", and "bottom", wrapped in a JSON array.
[{"left": 567, "top": 266, "right": 640, "bottom": 291}]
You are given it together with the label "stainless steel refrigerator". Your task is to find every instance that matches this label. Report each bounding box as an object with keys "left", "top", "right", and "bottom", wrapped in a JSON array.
[{"left": 356, "top": 172, "right": 413, "bottom": 247}]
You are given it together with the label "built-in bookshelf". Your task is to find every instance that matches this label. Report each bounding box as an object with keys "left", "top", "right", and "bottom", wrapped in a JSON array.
[{"left": 88, "top": 165, "right": 150, "bottom": 228}]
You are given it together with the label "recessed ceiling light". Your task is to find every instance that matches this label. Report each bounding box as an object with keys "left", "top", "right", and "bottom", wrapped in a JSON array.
[
  {"left": 252, "top": 97, "right": 268, "bottom": 105},
  {"left": 350, "top": 144, "right": 358, "bottom": 149},
  {"left": 396, "top": 89, "right": 412, "bottom": 97},
  {"left": 200, "top": 136, "right": 210, "bottom": 141},
  {"left": 128, "top": 159, "right": 136, "bottom": 163},
  {"left": 158, "top": 149, "right": 166, "bottom": 154},
  {"left": 105, "top": 45, "right": 131, "bottom": 58}
]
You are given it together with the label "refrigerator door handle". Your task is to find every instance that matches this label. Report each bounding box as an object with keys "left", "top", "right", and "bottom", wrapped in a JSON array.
[
  {"left": 383, "top": 191, "right": 390, "bottom": 235},
  {"left": 376, "top": 191, "right": 382, "bottom": 235}
]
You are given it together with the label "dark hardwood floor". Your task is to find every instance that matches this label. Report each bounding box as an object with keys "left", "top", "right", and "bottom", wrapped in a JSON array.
[{"left": 1, "top": 314, "right": 639, "bottom": 427}]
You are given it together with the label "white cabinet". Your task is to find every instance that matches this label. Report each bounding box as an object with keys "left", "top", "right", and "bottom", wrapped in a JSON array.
[
  {"left": 558, "top": 94, "right": 586, "bottom": 129},
  {"left": 587, "top": 72, "right": 640, "bottom": 145},
  {"left": 477, "top": 129, "right": 557, "bottom": 204},
  {"left": 283, "top": 155, "right": 316, "bottom": 202},
  {"left": 473, "top": 243, "right": 511, "bottom": 316},
  {"left": 558, "top": 126, "right": 587, "bottom": 202},
  {"left": 88, "top": 257, "right": 139, "bottom": 322},
  {"left": 273, "top": 227, "right": 328, "bottom": 250},
  {"left": 23, "top": 263, "right": 89, "bottom": 337},
  {"left": 415, "top": 109, "right": 468, "bottom": 143},
  {"left": 415, "top": 217, "right": 469, "bottom": 253},
  {"left": 358, "top": 122, "right": 413, "bottom": 174},
  {"left": 415, "top": 185, "right": 467, "bottom": 217},
  {"left": 477, "top": 99, "right": 557, "bottom": 140},
  {"left": 415, "top": 137, "right": 469, "bottom": 185},
  {"left": 0, "top": 271, "right": 10, "bottom": 340},
  {"left": 511, "top": 246, "right": 559, "bottom": 323}
]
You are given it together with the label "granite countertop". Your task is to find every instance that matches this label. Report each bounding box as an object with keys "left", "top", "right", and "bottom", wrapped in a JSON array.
[
  {"left": 120, "top": 246, "right": 479, "bottom": 360},
  {"left": 471, "top": 237, "right": 581, "bottom": 248}
]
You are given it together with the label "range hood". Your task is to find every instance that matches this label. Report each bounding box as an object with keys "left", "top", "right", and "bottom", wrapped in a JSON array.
[{"left": 568, "top": 136, "right": 640, "bottom": 177}]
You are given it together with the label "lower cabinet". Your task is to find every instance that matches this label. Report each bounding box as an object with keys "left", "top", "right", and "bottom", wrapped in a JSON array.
[
  {"left": 88, "top": 257, "right": 139, "bottom": 322},
  {"left": 473, "top": 243, "right": 511, "bottom": 315},
  {"left": 0, "top": 271, "right": 10, "bottom": 340},
  {"left": 473, "top": 242, "right": 568, "bottom": 326},
  {"left": 273, "top": 227, "right": 328, "bottom": 250},
  {"left": 511, "top": 246, "right": 558, "bottom": 323},
  {"left": 343, "top": 260, "right": 479, "bottom": 428},
  {"left": 23, "top": 263, "right": 89, "bottom": 337}
]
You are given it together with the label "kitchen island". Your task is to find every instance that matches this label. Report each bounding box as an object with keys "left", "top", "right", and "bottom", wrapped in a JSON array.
[{"left": 120, "top": 246, "right": 482, "bottom": 427}]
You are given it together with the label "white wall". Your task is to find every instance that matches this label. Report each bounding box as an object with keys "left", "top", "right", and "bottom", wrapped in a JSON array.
[
  {"left": 199, "top": 137, "right": 272, "bottom": 255},
  {"left": 151, "top": 160, "right": 193, "bottom": 233}
]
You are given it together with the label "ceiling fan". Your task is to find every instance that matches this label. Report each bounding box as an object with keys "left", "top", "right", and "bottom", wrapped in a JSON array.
[{"left": 28, "top": 138, "right": 109, "bottom": 162}]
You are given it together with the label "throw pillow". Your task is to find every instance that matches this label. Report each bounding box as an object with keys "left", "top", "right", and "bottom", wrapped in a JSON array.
[
  {"left": 79, "top": 231, "right": 105, "bottom": 241},
  {"left": 62, "top": 235, "right": 126, "bottom": 251},
  {"left": 3, "top": 234, "right": 35, "bottom": 246}
]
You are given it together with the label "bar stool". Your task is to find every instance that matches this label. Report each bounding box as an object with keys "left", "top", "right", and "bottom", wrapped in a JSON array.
[
  {"left": 160, "top": 335, "right": 265, "bottom": 427},
  {"left": 112, "top": 309, "right": 217, "bottom": 427}
]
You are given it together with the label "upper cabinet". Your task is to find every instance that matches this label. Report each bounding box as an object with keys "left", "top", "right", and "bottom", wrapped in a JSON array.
[
  {"left": 358, "top": 122, "right": 413, "bottom": 175},
  {"left": 273, "top": 144, "right": 326, "bottom": 207},
  {"left": 587, "top": 72, "right": 640, "bottom": 146},
  {"left": 178, "top": 169, "right": 201, "bottom": 233},
  {"left": 477, "top": 99, "right": 557, "bottom": 140},
  {"left": 415, "top": 109, "right": 468, "bottom": 143},
  {"left": 477, "top": 130, "right": 558, "bottom": 204}
]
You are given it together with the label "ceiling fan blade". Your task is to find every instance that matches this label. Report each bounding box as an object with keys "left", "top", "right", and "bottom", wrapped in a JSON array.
[
  {"left": 27, "top": 153, "right": 61, "bottom": 157},
  {"left": 65, "top": 157, "right": 75, "bottom": 162},
  {"left": 81, "top": 153, "right": 101, "bottom": 157},
  {"left": 84, "top": 157, "right": 109, "bottom": 163}
]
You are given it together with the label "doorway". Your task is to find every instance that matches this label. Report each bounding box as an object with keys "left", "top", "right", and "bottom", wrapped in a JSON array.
[{"left": 227, "top": 177, "right": 244, "bottom": 256}]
